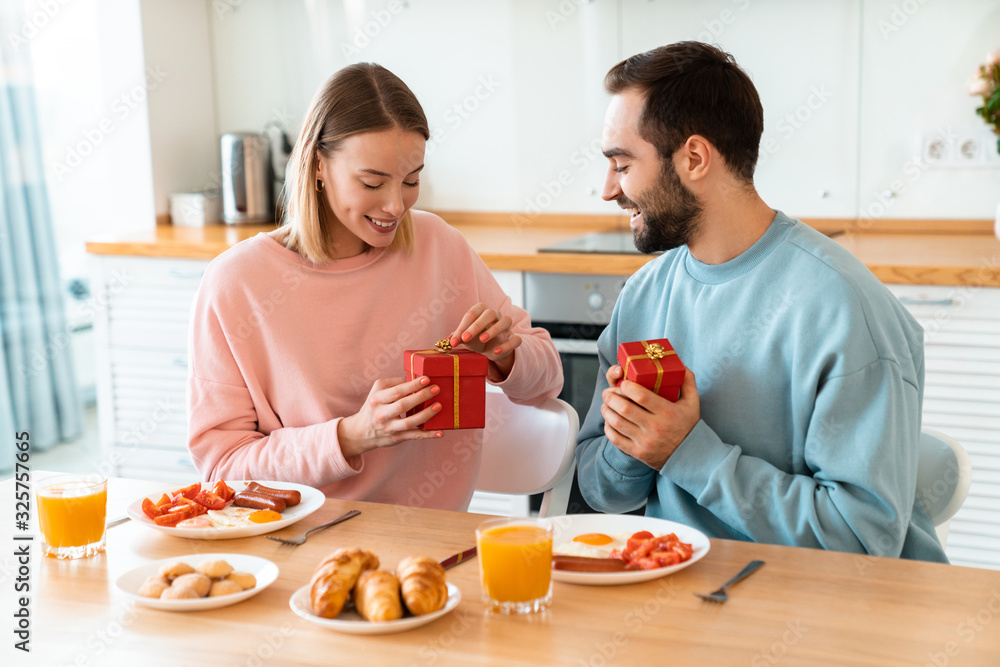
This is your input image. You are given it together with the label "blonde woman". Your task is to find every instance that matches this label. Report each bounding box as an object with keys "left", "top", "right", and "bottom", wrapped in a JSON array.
[{"left": 187, "top": 64, "right": 563, "bottom": 510}]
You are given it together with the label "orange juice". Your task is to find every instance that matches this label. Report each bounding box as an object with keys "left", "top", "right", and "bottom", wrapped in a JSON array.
[
  {"left": 37, "top": 476, "right": 107, "bottom": 558},
  {"left": 477, "top": 521, "right": 552, "bottom": 606}
]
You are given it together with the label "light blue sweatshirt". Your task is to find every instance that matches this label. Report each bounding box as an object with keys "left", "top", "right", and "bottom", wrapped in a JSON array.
[{"left": 576, "top": 211, "right": 948, "bottom": 562}]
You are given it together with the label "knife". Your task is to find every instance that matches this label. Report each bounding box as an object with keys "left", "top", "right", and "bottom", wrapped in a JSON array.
[{"left": 439, "top": 547, "right": 477, "bottom": 570}]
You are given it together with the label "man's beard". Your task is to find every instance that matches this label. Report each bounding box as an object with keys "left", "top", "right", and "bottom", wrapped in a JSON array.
[{"left": 619, "top": 161, "right": 703, "bottom": 254}]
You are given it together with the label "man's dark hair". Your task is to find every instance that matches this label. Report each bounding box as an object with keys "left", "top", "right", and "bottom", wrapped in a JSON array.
[{"left": 604, "top": 41, "right": 764, "bottom": 182}]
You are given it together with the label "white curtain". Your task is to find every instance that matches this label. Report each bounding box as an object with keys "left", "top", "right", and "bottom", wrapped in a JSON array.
[{"left": 0, "top": 1, "right": 81, "bottom": 472}]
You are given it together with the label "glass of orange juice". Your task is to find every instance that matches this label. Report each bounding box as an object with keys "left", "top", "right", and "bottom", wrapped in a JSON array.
[
  {"left": 476, "top": 517, "right": 553, "bottom": 614},
  {"left": 36, "top": 473, "right": 108, "bottom": 559}
]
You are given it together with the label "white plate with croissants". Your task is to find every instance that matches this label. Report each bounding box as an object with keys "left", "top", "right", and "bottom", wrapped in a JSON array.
[{"left": 289, "top": 548, "right": 461, "bottom": 634}]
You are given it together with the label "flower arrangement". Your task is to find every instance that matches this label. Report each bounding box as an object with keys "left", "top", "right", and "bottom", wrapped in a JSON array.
[{"left": 969, "top": 50, "right": 1000, "bottom": 155}]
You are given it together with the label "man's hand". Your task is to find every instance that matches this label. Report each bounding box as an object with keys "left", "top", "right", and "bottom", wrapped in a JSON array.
[{"left": 600, "top": 365, "right": 700, "bottom": 470}]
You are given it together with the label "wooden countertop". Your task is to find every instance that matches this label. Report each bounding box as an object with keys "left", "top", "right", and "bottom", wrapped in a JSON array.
[
  {"left": 13, "top": 474, "right": 1000, "bottom": 666},
  {"left": 84, "top": 211, "right": 1000, "bottom": 287}
]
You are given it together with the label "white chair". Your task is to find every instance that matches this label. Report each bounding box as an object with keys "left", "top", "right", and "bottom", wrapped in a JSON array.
[
  {"left": 916, "top": 427, "right": 972, "bottom": 548},
  {"left": 469, "top": 388, "right": 580, "bottom": 518}
]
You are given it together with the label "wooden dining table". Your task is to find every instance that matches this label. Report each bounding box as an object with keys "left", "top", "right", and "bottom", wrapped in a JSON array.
[{"left": 5, "top": 475, "right": 1000, "bottom": 666}]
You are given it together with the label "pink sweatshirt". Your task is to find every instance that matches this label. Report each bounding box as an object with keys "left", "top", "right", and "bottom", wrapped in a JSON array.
[{"left": 187, "top": 211, "right": 563, "bottom": 511}]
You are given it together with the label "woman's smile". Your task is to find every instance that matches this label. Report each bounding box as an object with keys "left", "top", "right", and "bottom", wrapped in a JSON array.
[{"left": 365, "top": 215, "right": 398, "bottom": 231}]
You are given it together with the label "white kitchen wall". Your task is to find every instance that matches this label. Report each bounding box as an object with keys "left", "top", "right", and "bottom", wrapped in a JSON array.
[
  {"left": 858, "top": 0, "right": 1000, "bottom": 221},
  {"left": 200, "top": 0, "right": 1000, "bottom": 220},
  {"left": 139, "top": 0, "right": 219, "bottom": 214}
]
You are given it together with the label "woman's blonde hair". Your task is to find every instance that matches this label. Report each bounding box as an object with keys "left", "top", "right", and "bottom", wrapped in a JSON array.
[{"left": 277, "top": 63, "right": 429, "bottom": 263}]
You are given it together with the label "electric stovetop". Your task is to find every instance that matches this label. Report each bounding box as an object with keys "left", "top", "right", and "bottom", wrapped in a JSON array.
[{"left": 538, "top": 231, "right": 660, "bottom": 255}]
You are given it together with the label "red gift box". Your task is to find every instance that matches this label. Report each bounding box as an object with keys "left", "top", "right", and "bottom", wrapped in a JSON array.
[
  {"left": 616, "top": 339, "right": 685, "bottom": 402},
  {"left": 404, "top": 340, "right": 488, "bottom": 430}
]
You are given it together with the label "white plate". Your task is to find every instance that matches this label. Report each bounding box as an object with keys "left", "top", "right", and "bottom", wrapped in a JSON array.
[
  {"left": 549, "top": 514, "right": 710, "bottom": 586},
  {"left": 289, "top": 582, "right": 461, "bottom": 635},
  {"left": 115, "top": 553, "right": 278, "bottom": 611},
  {"left": 126, "top": 480, "right": 324, "bottom": 540}
]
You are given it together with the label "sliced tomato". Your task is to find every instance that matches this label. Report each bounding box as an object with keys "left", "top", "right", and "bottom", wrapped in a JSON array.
[
  {"left": 212, "top": 480, "right": 235, "bottom": 503},
  {"left": 193, "top": 489, "right": 226, "bottom": 510},
  {"left": 166, "top": 504, "right": 200, "bottom": 521},
  {"left": 141, "top": 498, "right": 162, "bottom": 519},
  {"left": 153, "top": 511, "right": 189, "bottom": 527},
  {"left": 173, "top": 482, "right": 201, "bottom": 500},
  {"left": 155, "top": 493, "right": 173, "bottom": 508},
  {"left": 630, "top": 557, "right": 663, "bottom": 570},
  {"left": 650, "top": 550, "right": 682, "bottom": 567}
]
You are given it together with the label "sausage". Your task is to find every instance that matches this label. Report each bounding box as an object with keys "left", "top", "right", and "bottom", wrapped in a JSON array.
[
  {"left": 233, "top": 491, "right": 286, "bottom": 513},
  {"left": 552, "top": 555, "right": 628, "bottom": 573},
  {"left": 245, "top": 481, "right": 301, "bottom": 507}
]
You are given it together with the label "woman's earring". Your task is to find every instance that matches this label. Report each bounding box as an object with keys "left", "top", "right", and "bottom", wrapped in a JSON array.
[{"left": 315, "top": 179, "right": 325, "bottom": 192}]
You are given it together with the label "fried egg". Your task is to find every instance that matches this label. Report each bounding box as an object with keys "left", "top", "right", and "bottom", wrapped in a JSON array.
[
  {"left": 553, "top": 532, "right": 633, "bottom": 559},
  {"left": 206, "top": 506, "right": 284, "bottom": 528}
]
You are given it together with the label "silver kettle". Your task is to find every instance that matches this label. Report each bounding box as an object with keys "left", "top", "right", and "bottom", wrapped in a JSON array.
[{"left": 220, "top": 132, "right": 273, "bottom": 224}]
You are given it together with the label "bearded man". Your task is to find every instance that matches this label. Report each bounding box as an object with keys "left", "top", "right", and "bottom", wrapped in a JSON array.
[{"left": 575, "top": 41, "right": 947, "bottom": 562}]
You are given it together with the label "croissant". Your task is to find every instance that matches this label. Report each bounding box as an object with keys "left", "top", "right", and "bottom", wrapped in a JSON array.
[
  {"left": 353, "top": 570, "right": 404, "bottom": 622},
  {"left": 395, "top": 555, "right": 449, "bottom": 616},
  {"left": 309, "top": 547, "right": 380, "bottom": 619}
]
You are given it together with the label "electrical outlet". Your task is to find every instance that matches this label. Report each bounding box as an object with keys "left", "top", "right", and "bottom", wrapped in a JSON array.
[
  {"left": 919, "top": 128, "right": 1000, "bottom": 168},
  {"left": 920, "top": 131, "right": 951, "bottom": 164},
  {"left": 985, "top": 132, "right": 1000, "bottom": 165},
  {"left": 954, "top": 135, "right": 984, "bottom": 165}
]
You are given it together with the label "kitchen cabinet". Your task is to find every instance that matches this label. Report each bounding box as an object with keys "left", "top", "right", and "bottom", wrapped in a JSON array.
[
  {"left": 889, "top": 284, "right": 1000, "bottom": 571},
  {"left": 619, "top": 0, "right": 862, "bottom": 218}
]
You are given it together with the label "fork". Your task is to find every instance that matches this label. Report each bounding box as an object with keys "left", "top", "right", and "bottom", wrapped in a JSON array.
[
  {"left": 266, "top": 509, "right": 361, "bottom": 546},
  {"left": 694, "top": 560, "right": 765, "bottom": 602}
]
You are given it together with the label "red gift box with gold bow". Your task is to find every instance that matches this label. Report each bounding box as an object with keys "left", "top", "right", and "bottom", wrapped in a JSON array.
[
  {"left": 404, "top": 340, "right": 488, "bottom": 430},
  {"left": 616, "top": 338, "right": 686, "bottom": 402}
]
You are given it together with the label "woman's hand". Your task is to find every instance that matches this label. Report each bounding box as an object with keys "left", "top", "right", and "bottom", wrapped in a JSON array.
[
  {"left": 449, "top": 303, "right": 522, "bottom": 381},
  {"left": 338, "top": 376, "right": 443, "bottom": 458}
]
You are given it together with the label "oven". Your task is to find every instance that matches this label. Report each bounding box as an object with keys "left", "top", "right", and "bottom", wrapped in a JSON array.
[{"left": 524, "top": 272, "right": 628, "bottom": 421}]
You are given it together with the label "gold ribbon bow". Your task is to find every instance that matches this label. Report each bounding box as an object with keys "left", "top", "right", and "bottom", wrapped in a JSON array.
[
  {"left": 409, "top": 338, "right": 461, "bottom": 428},
  {"left": 623, "top": 340, "right": 677, "bottom": 394}
]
